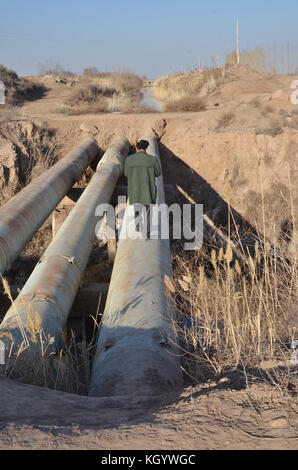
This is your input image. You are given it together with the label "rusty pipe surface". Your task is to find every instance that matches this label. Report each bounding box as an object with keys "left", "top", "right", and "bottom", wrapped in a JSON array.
[
  {"left": 0, "top": 136, "right": 130, "bottom": 352},
  {"left": 89, "top": 135, "right": 183, "bottom": 398},
  {"left": 0, "top": 138, "right": 99, "bottom": 275}
]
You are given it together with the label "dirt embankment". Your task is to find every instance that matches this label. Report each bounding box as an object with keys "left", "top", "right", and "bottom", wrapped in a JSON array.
[
  {"left": 0, "top": 120, "right": 60, "bottom": 206},
  {"left": 0, "top": 65, "right": 47, "bottom": 106}
]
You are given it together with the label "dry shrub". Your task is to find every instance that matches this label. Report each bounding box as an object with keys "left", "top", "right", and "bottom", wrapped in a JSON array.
[
  {"left": 62, "top": 83, "right": 109, "bottom": 114},
  {"left": 66, "top": 84, "right": 109, "bottom": 105},
  {"left": 216, "top": 111, "right": 235, "bottom": 129},
  {"left": 152, "top": 67, "right": 225, "bottom": 103},
  {"left": 103, "top": 71, "right": 143, "bottom": 97},
  {"left": 0, "top": 65, "right": 47, "bottom": 105},
  {"left": 86, "top": 70, "right": 143, "bottom": 97},
  {"left": 164, "top": 96, "right": 206, "bottom": 112},
  {"left": 63, "top": 70, "right": 144, "bottom": 114},
  {"left": 172, "top": 241, "right": 297, "bottom": 388}
]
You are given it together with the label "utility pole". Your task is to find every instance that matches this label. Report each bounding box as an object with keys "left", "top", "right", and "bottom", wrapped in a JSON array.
[{"left": 236, "top": 19, "right": 240, "bottom": 65}]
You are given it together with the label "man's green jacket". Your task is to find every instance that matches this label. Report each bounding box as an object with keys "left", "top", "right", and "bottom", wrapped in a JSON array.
[{"left": 124, "top": 151, "right": 161, "bottom": 205}]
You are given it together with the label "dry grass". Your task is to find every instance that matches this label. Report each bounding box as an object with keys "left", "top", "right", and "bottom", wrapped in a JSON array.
[
  {"left": 0, "top": 331, "right": 95, "bottom": 395},
  {"left": 0, "top": 230, "right": 296, "bottom": 396},
  {"left": 90, "top": 71, "right": 143, "bottom": 97},
  {"left": 66, "top": 84, "right": 108, "bottom": 106},
  {"left": 63, "top": 83, "right": 108, "bottom": 114},
  {"left": 152, "top": 67, "right": 225, "bottom": 109},
  {"left": 164, "top": 96, "right": 206, "bottom": 112},
  {"left": 0, "top": 276, "right": 98, "bottom": 395},
  {"left": 172, "top": 242, "right": 297, "bottom": 385},
  {"left": 28, "top": 137, "right": 60, "bottom": 182},
  {"left": 170, "top": 167, "right": 297, "bottom": 394},
  {"left": 62, "top": 70, "right": 145, "bottom": 114},
  {"left": 0, "top": 65, "right": 47, "bottom": 105}
]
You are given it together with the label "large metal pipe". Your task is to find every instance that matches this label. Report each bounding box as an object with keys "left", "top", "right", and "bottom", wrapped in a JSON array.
[
  {"left": 0, "top": 138, "right": 98, "bottom": 275},
  {"left": 0, "top": 136, "right": 130, "bottom": 353},
  {"left": 89, "top": 135, "right": 183, "bottom": 397}
]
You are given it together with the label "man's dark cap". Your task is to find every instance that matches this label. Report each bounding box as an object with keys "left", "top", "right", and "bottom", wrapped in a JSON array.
[{"left": 136, "top": 139, "right": 150, "bottom": 150}]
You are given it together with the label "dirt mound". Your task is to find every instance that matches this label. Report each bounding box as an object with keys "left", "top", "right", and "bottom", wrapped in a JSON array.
[
  {"left": 0, "top": 65, "right": 47, "bottom": 106},
  {"left": 207, "top": 65, "right": 292, "bottom": 107}
]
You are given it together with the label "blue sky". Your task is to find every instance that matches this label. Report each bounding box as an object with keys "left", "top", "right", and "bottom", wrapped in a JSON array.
[{"left": 0, "top": 0, "right": 297, "bottom": 77}]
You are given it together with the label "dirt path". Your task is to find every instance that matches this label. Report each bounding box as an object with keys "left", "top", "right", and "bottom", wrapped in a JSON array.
[{"left": 0, "top": 377, "right": 297, "bottom": 450}]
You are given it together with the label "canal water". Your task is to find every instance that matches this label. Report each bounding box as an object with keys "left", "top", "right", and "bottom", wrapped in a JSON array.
[{"left": 141, "top": 87, "right": 163, "bottom": 112}]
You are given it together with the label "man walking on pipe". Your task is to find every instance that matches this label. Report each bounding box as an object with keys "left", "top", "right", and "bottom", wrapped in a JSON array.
[{"left": 124, "top": 139, "right": 161, "bottom": 237}]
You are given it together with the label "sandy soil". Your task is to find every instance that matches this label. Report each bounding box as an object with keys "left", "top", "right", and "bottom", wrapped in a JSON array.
[
  {"left": 0, "top": 375, "right": 297, "bottom": 450},
  {"left": 1, "top": 66, "right": 297, "bottom": 450}
]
